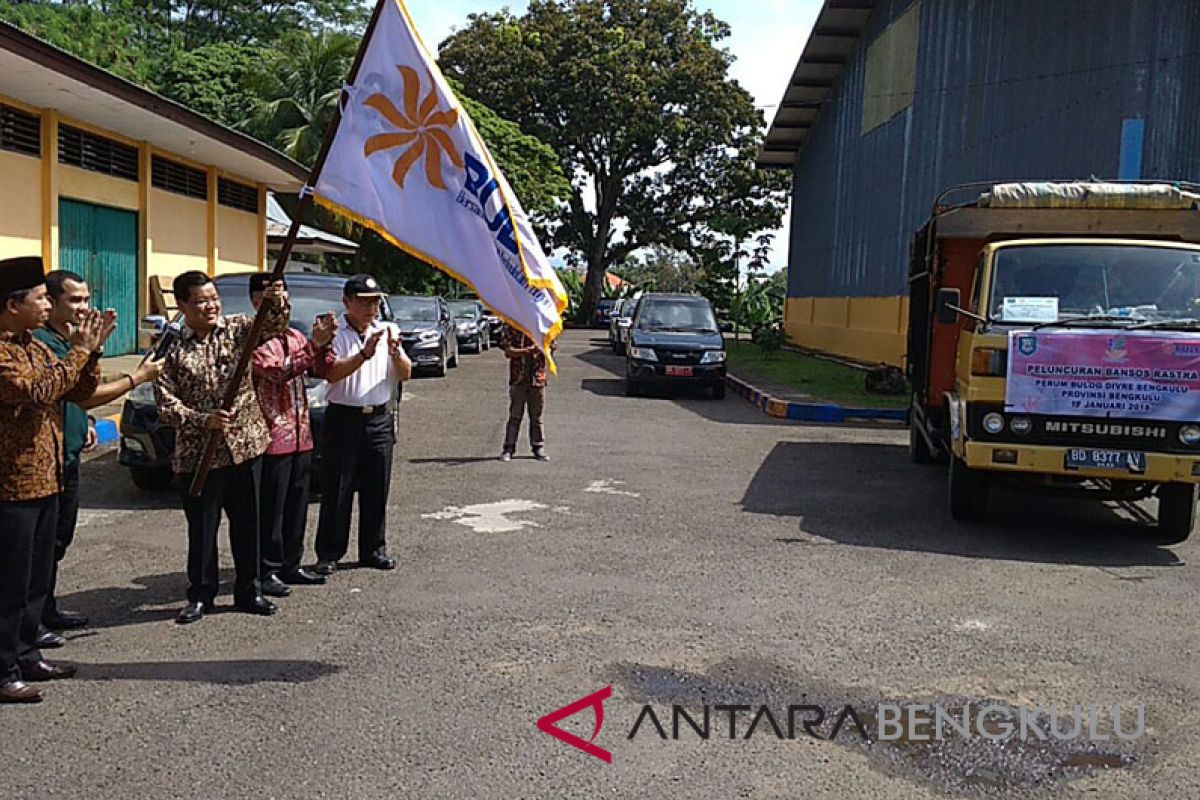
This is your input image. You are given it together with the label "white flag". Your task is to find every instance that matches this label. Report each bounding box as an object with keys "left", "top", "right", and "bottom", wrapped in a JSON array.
[{"left": 314, "top": 0, "right": 567, "bottom": 363}]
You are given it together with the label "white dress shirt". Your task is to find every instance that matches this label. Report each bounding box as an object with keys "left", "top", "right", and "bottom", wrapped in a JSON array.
[{"left": 326, "top": 316, "right": 401, "bottom": 408}]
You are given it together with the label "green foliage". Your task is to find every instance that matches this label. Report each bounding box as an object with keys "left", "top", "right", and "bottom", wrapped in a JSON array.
[
  {"left": 617, "top": 246, "right": 702, "bottom": 295},
  {"left": 555, "top": 268, "right": 585, "bottom": 322},
  {"left": 157, "top": 44, "right": 270, "bottom": 127},
  {"left": 439, "top": 0, "right": 787, "bottom": 323}
]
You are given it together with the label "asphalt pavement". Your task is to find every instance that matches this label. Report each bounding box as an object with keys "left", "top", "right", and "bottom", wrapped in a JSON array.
[{"left": 2, "top": 329, "right": 1198, "bottom": 799}]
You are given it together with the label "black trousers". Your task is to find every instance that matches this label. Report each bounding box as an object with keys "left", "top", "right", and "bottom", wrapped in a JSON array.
[
  {"left": 0, "top": 496, "right": 57, "bottom": 682},
  {"left": 259, "top": 451, "right": 312, "bottom": 577},
  {"left": 315, "top": 406, "right": 394, "bottom": 563},
  {"left": 180, "top": 458, "right": 262, "bottom": 605},
  {"left": 44, "top": 460, "right": 80, "bottom": 622}
]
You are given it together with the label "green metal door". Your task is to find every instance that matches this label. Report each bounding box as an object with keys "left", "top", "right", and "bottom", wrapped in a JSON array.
[{"left": 59, "top": 199, "right": 138, "bottom": 355}]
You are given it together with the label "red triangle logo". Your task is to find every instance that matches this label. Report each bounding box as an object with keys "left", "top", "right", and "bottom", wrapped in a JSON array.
[{"left": 536, "top": 686, "right": 613, "bottom": 763}]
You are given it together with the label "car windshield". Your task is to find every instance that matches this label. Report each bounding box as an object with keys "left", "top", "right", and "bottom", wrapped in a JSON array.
[
  {"left": 989, "top": 244, "right": 1200, "bottom": 324},
  {"left": 636, "top": 298, "right": 719, "bottom": 332},
  {"left": 210, "top": 277, "right": 388, "bottom": 337},
  {"left": 448, "top": 301, "right": 479, "bottom": 320},
  {"left": 391, "top": 296, "right": 439, "bottom": 322}
]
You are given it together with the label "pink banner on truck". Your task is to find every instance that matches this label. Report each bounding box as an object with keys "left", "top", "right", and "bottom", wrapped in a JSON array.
[{"left": 1006, "top": 330, "right": 1200, "bottom": 421}]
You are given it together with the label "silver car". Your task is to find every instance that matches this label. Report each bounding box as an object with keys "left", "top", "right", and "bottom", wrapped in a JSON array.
[{"left": 609, "top": 297, "right": 636, "bottom": 353}]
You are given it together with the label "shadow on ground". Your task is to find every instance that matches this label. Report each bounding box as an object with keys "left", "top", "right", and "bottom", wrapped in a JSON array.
[
  {"left": 75, "top": 659, "right": 342, "bottom": 684},
  {"left": 741, "top": 441, "right": 1184, "bottom": 567}
]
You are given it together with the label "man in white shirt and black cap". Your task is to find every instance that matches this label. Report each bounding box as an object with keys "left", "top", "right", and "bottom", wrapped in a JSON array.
[{"left": 311, "top": 273, "right": 411, "bottom": 576}]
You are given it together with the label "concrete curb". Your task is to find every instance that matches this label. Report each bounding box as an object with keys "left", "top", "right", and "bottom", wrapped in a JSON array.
[{"left": 725, "top": 373, "right": 908, "bottom": 425}]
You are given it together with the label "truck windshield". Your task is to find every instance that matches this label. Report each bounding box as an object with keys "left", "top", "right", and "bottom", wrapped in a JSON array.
[{"left": 989, "top": 244, "right": 1200, "bottom": 324}]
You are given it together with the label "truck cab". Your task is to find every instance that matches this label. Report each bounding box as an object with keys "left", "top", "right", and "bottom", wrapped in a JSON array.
[{"left": 908, "top": 181, "right": 1200, "bottom": 543}]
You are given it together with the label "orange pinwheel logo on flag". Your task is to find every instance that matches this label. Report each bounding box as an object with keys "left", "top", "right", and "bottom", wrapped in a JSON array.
[{"left": 363, "top": 66, "right": 463, "bottom": 191}]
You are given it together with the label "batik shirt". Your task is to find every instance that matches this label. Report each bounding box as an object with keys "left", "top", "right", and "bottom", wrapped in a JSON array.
[
  {"left": 502, "top": 328, "right": 554, "bottom": 388},
  {"left": 252, "top": 327, "right": 317, "bottom": 456},
  {"left": 0, "top": 331, "right": 99, "bottom": 501},
  {"left": 156, "top": 304, "right": 289, "bottom": 474}
]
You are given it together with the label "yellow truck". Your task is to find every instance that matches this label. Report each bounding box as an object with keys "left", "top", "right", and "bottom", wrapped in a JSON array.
[{"left": 907, "top": 181, "right": 1200, "bottom": 542}]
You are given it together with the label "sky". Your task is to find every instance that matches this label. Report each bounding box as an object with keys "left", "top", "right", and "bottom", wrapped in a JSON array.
[{"left": 404, "top": 0, "right": 825, "bottom": 273}]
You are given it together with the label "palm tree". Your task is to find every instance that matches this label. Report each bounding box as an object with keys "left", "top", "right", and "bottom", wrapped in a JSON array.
[{"left": 246, "top": 29, "right": 357, "bottom": 167}]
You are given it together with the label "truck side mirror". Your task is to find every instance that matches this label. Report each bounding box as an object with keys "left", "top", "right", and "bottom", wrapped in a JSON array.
[{"left": 936, "top": 288, "right": 962, "bottom": 325}]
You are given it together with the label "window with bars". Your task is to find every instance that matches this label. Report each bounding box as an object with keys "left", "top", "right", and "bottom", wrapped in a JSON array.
[
  {"left": 218, "top": 178, "right": 258, "bottom": 213},
  {"left": 151, "top": 155, "right": 208, "bottom": 200},
  {"left": 58, "top": 125, "right": 138, "bottom": 181},
  {"left": 0, "top": 104, "right": 40, "bottom": 158}
]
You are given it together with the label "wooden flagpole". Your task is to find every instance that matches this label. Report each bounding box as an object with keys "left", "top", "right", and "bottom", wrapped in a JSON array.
[{"left": 189, "top": 0, "right": 388, "bottom": 496}]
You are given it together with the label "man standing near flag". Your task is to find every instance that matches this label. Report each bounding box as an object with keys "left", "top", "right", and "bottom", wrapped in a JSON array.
[
  {"left": 500, "top": 327, "right": 555, "bottom": 462},
  {"left": 311, "top": 274, "right": 411, "bottom": 576}
]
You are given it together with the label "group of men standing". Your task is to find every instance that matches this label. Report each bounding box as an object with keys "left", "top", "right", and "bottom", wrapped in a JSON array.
[{"left": 0, "top": 257, "right": 411, "bottom": 702}]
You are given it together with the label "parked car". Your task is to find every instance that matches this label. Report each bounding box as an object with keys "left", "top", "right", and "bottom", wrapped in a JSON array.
[
  {"left": 609, "top": 297, "right": 636, "bottom": 353},
  {"left": 593, "top": 297, "right": 618, "bottom": 328},
  {"left": 390, "top": 294, "right": 458, "bottom": 376},
  {"left": 448, "top": 299, "right": 490, "bottom": 352},
  {"left": 119, "top": 272, "right": 399, "bottom": 492},
  {"left": 480, "top": 302, "right": 505, "bottom": 344},
  {"left": 624, "top": 293, "right": 726, "bottom": 399}
]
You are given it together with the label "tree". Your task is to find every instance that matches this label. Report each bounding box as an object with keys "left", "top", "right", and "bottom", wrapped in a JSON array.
[
  {"left": 156, "top": 43, "right": 270, "bottom": 127},
  {"left": 439, "top": 0, "right": 786, "bottom": 323},
  {"left": 244, "top": 28, "right": 358, "bottom": 166},
  {"left": 617, "top": 245, "right": 702, "bottom": 294}
]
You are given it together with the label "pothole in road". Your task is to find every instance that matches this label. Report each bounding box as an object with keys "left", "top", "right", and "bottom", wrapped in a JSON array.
[{"left": 609, "top": 659, "right": 1141, "bottom": 798}]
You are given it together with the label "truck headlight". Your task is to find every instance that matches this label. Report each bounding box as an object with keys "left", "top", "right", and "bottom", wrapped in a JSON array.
[
  {"left": 983, "top": 412, "right": 1005, "bottom": 434},
  {"left": 629, "top": 347, "right": 658, "bottom": 362},
  {"left": 699, "top": 350, "right": 726, "bottom": 364},
  {"left": 1010, "top": 416, "right": 1032, "bottom": 435},
  {"left": 1180, "top": 425, "right": 1200, "bottom": 445}
]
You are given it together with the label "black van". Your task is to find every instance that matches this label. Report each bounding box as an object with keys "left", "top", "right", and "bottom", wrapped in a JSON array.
[{"left": 624, "top": 293, "right": 726, "bottom": 398}]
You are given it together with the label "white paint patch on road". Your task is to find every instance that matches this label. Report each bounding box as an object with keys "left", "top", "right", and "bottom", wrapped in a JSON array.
[
  {"left": 422, "top": 499, "right": 549, "bottom": 533},
  {"left": 953, "top": 619, "right": 992, "bottom": 632},
  {"left": 586, "top": 479, "right": 640, "bottom": 498}
]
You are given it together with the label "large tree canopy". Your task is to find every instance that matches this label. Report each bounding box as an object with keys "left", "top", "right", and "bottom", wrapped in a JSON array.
[{"left": 439, "top": 0, "right": 786, "bottom": 320}]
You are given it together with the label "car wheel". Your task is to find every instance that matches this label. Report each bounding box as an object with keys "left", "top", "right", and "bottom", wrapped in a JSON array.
[
  {"left": 1154, "top": 483, "right": 1197, "bottom": 544},
  {"left": 434, "top": 347, "right": 447, "bottom": 377},
  {"left": 948, "top": 453, "right": 988, "bottom": 521},
  {"left": 710, "top": 383, "right": 726, "bottom": 400},
  {"left": 625, "top": 380, "right": 641, "bottom": 397},
  {"left": 130, "top": 466, "right": 173, "bottom": 492}
]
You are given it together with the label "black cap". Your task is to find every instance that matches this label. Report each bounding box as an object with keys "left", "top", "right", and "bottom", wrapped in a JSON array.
[
  {"left": 344, "top": 273, "right": 385, "bottom": 297},
  {"left": 0, "top": 256, "right": 46, "bottom": 295},
  {"left": 248, "top": 272, "right": 287, "bottom": 295}
]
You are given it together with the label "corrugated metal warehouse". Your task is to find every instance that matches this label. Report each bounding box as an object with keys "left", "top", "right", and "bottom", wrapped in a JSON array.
[{"left": 759, "top": 0, "right": 1200, "bottom": 366}]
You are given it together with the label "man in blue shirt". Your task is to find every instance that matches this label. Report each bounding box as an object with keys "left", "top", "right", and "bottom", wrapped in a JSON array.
[{"left": 33, "top": 271, "right": 161, "bottom": 642}]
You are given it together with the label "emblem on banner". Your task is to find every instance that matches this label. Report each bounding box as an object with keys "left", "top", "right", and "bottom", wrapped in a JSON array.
[
  {"left": 1016, "top": 335, "right": 1038, "bottom": 357},
  {"left": 364, "top": 66, "right": 463, "bottom": 191}
]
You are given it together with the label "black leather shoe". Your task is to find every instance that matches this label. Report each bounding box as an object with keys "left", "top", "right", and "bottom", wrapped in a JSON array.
[
  {"left": 361, "top": 554, "right": 397, "bottom": 570},
  {"left": 36, "top": 627, "right": 66, "bottom": 649},
  {"left": 22, "top": 660, "right": 77, "bottom": 682},
  {"left": 0, "top": 680, "right": 41, "bottom": 703},
  {"left": 44, "top": 610, "right": 88, "bottom": 630},
  {"left": 234, "top": 596, "right": 277, "bottom": 617},
  {"left": 313, "top": 560, "right": 336, "bottom": 576},
  {"left": 176, "top": 601, "right": 208, "bottom": 625},
  {"left": 279, "top": 568, "right": 326, "bottom": 586},
  {"left": 261, "top": 574, "right": 292, "bottom": 598}
]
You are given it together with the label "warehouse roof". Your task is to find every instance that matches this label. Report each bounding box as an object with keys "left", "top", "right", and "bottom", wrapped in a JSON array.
[{"left": 757, "top": 0, "right": 876, "bottom": 170}]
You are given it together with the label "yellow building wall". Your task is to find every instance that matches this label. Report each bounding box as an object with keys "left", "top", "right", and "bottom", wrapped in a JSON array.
[
  {"left": 784, "top": 295, "right": 909, "bottom": 366},
  {"left": 215, "top": 206, "right": 262, "bottom": 275},
  {"left": 148, "top": 188, "right": 209, "bottom": 281},
  {"left": 0, "top": 150, "right": 42, "bottom": 259},
  {"left": 59, "top": 165, "right": 139, "bottom": 211}
]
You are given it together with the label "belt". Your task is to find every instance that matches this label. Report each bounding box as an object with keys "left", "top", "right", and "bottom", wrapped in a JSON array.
[{"left": 330, "top": 402, "right": 390, "bottom": 416}]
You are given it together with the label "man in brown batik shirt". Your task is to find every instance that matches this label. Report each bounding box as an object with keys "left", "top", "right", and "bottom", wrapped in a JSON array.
[
  {"left": 0, "top": 256, "right": 112, "bottom": 703},
  {"left": 156, "top": 271, "right": 289, "bottom": 625}
]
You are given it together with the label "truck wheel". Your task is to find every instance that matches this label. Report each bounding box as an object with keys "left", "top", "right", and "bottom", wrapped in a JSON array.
[
  {"left": 1155, "top": 483, "right": 1197, "bottom": 544},
  {"left": 948, "top": 454, "right": 988, "bottom": 520},
  {"left": 909, "top": 422, "right": 934, "bottom": 464},
  {"left": 130, "top": 466, "right": 172, "bottom": 492}
]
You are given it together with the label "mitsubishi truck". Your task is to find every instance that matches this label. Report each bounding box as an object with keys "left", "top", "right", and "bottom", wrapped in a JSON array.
[{"left": 907, "top": 181, "right": 1200, "bottom": 543}]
